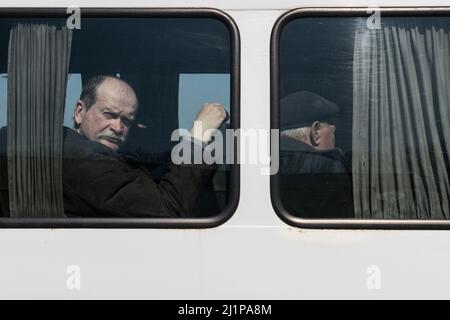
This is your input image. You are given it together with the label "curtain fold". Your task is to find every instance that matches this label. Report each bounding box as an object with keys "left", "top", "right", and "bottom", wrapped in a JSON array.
[
  {"left": 353, "top": 24, "right": 450, "bottom": 219},
  {"left": 7, "top": 24, "right": 72, "bottom": 218}
]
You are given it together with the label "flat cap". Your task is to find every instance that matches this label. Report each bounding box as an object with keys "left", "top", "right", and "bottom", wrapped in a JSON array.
[{"left": 280, "top": 91, "right": 339, "bottom": 130}]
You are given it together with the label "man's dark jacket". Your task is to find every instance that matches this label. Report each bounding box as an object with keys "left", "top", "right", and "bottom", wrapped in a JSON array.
[
  {"left": 279, "top": 136, "right": 354, "bottom": 219},
  {"left": 0, "top": 127, "right": 215, "bottom": 218}
]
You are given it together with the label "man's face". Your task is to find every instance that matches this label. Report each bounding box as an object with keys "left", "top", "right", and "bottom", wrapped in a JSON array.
[
  {"left": 74, "top": 78, "right": 138, "bottom": 151},
  {"left": 317, "top": 122, "right": 336, "bottom": 150}
]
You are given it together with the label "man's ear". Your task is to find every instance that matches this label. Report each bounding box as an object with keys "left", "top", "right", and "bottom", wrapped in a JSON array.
[
  {"left": 309, "top": 121, "right": 321, "bottom": 146},
  {"left": 74, "top": 100, "right": 85, "bottom": 128}
]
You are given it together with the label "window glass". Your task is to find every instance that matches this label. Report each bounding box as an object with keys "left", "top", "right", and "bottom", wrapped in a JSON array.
[
  {"left": 276, "top": 15, "right": 450, "bottom": 221},
  {"left": 178, "top": 73, "right": 230, "bottom": 130},
  {"left": 1, "top": 73, "right": 85, "bottom": 128},
  {"left": 63, "top": 73, "right": 82, "bottom": 128},
  {"left": 0, "top": 13, "right": 236, "bottom": 223}
]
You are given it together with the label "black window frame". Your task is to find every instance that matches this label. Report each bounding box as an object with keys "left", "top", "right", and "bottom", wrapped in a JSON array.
[
  {"left": 270, "top": 6, "right": 450, "bottom": 230},
  {"left": 0, "top": 7, "right": 240, "bottom": 229}
]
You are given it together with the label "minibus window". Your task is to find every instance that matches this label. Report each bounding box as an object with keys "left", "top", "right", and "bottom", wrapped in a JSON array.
[
  {"left": 273, "top": 12, "right": 450, "bottom": 226},
  {"left": 0, "top": 10, "right": 239, "bottom": 227}
]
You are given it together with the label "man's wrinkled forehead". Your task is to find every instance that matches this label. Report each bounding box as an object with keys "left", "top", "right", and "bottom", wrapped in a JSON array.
[{"left": 96, "top": 78, "right": 138, "bottom": 113}]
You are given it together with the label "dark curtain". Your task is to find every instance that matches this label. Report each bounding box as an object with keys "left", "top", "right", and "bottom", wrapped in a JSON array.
[{"left": 7, "top": 24, "right": 72, "bottom": 218}]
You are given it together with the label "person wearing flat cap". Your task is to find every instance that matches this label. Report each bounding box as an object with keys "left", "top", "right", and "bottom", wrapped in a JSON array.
[{"left": 279, "top": 91, "right": 354, "bottom": 219}]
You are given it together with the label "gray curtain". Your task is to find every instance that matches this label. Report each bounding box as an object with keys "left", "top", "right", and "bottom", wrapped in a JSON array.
[
  {"left": 352, "top": 25, "right": 450, "bottom": 219},
  {"left": 7, "top": 24, "right": 72, "bottom": 218}
]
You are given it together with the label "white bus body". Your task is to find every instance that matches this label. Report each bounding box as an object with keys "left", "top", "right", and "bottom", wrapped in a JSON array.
[{"left": 0, "top": 0, "right": 449, "bottom": 299}]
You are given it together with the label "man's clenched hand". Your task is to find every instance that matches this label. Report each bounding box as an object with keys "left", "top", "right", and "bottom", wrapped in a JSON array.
[{"left": 190, "top": 103, "right": 227, "bottom": 143}]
